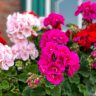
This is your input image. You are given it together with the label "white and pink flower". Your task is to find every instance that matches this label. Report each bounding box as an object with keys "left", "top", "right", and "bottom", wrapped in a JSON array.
[
  {"left": 12, "top": 40, "right": 38, "bottom": 61},
  {"left": 0, "top": 43, "right": 14, "bottom": 70},
  {"left": 6, "top": 12, "right": 41, "bottom": 43}
]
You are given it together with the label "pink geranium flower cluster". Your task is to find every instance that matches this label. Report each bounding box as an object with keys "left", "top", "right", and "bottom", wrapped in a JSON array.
[
  {"left": 75, "top": 1, "right": 96, "bottom": 21},
  {"left": 40, "top": 29, "right": 68, "bottom": 48},
  {"left": 0, "top": 43, "right": 14, "bottom": 70},
  {"left": 44, "top": 13, "right": 64, "bottom": 29},
  {"left": 6, "top": 12, "right": 41, "bottom": 43},
  {"left": 12, "top": 40, "right": 38, "bottom": 61},
  {"left": 38, "top": 42, "right": 80, "bottom": 85},
  {"left": 38, "top": 13, "right": 80, "bottom": 85},
  {"left": 6, "top": 12, "right": 39, "bottom": 62}
]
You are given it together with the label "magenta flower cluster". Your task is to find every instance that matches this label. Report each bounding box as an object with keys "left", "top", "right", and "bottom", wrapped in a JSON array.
[
  {"left": 38, "top": 42, "right": 80, "bottom": 85},
  {"left": 44, "top": 13, "right": 64, "bottom": 29},
  {"left": 40, "top": 29, "right": 68, "bottom": 48},
  {"left": 75, "top": 1, "right": 96, "bottom": 21},
  {"left": 38, "top": 28, "right": 80, "bottom": 85}
]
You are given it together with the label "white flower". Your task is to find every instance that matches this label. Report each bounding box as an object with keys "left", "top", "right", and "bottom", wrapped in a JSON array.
[
  {"left": 12, "top": 40, "right": 38, "bottom": 61},
  {"left": 6, "top": 12, "right": 41, "bottom": 43},
  {"left": 0, "top": 43, "right": 14, "bottom": 70}
]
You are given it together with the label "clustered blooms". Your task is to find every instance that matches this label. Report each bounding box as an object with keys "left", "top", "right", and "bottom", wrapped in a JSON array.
[
  {"left": 38, "top": 17, "right": 80, "bottom": 85},
  {"left": 38, "top": 13, "right": 80, "bottom": 85},
  {"left": 40, "top": 29, "right": 68, "bottom": 48},
  {"left": 44, "top": 12, "right": 64, "bottom": 29},
  {"left": 73, "top": 23, "right": 96, "bottom": 49},
  {"left": 26, "top": 74, "right": 43, "bottom": 88},
  {"left": 75, "top": 1, "right": 96, "bottom": 21},
  {"left": 1, "top": 10, "right": 81, "bottom": 85},
  {"left": 0, "top": 11, "right": 40, "bottom": 71},
  {"left": 6, "top": 11, "right": 39, "bottom": 62},
  {"left": 0, "top": 43, "right": 14, "bottom": 70},
  {"left": 6, "top": 12, "right": 41, "bottom": 43},
  {"left": 12, "top": 40, "right": 38, "bottom": 61},
  {"left": 38, "top": 42, "right": 80, "bottom": 85}
]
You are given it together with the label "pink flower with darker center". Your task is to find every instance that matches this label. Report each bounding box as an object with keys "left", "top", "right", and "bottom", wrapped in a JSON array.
[
  {"left": 44, "top": 12, "right": 64, "bottom": 29},
  {"left": 40, "top": 29, "right": 68, "bottom": 48},
  {"left": 38, "top": 42, "right": 80, "bottom": 85},
  {"left": 46, "top": 63, "right": 63, "bottom": 74},
  {"left": 46, "top": 73, "right": 64, "bottom": 85},
  {"left": 66, "top": 51, "right": 80, "bottom": 77},
  {"left": 75, "top": 1, "right": 96, "bottom": 21},
  {"left": 12, "top": 40, "right": 38, "bottom": 61}
]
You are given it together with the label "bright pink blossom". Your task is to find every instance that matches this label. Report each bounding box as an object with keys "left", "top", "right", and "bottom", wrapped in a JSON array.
[
  {"left": 66, "top": 51, "right": 80, "bottom": 77},
  {"left": 44, "top": 12, "right": 64, "bottom": 29},
  {"left": 40, "top": 29, "right": 68, "bottom": 48},
  {"left": 46, "top": 73, "right": 64, "bottom": 85},
  {"left": 75, "top": 1, "right": 96, "bottom": 21},
  {"left": 38, "top": 42, "right": 80, "bottom": 85},
  {"left": 34, "top": 78, "right": 39, "bottom": 85}
]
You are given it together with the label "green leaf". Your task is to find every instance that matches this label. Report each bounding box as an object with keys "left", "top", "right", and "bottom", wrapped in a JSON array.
[
  {"left": 89, "top": 70, "right": 96, "bottom": 84},
  {"left": 61, "top": 78, "right": 72, "bottom": 94},
  {"left": 22, "top": 87, "right": 45, "bottom": 96},
  {"left": 69, "top": 74, "right": 80, "bottom": 84},
  {"left": 45, "top": 81, "right": 55, "bottom": 89},
  {"left": 25, "top": 62, "right": 38, "bottom": 74},
  {"left": 45, "top": 87, "right": 51, "bottom": 95},
  {"left": 0, "top": 90, "right": 2, "bottom": 96},
  {"left": 18, "top": 73, "right": 27, "bottom": 83},
  {"left": 2, "top": 92, "right": 20, "bottom": 96},
  {"left": 80, "top": 55, "right": 89, "bottom": 68},
  {"left": 78, "top": 84, "right": 89, "bottom": 96},
  {"left": 51, "top": 85, "right": 61, "bottom": 96},
  {"left": 1, "top": 80, "right": 9, "bottom": 89},
  {"left": 79, "top": 70, "right": 90, "bottom": 78},
  {"left": 79, "top": 54, "right": 90, "bottom": 78}
]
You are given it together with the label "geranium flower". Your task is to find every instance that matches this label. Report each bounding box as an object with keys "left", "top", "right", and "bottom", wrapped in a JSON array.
[
  {"left": 75, "top": 1, "right": 96, "bottom": 21},
  {"left": 66, "top": 51, "right": 80, "bottom": 77},
  {"left": 12, "top": 40, "right": 38, "bottom": 61},
  {"left": 73, "top": 23, "right": 96, "bottom": 49},
  {"left": 38, "top": 42, "right": 80, "bottom": 85},
  {"left": 40, "top": 29, "right": 68, "bottom": 48},
  {"left": 44, "top": 12, "right": 64, "bottom": 29},
  {"left": 0, "top": 43, "right": 14, "bottom": 70},
  {"left": 46, "top": 73, "right": 64, "bottom": 85},
  {"left": 6, "top": 12, "right": 41, "bottom": 43}
]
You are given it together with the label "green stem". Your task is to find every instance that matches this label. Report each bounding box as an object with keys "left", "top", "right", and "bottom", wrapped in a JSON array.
[{"left": 14, "top": 62, "right": 22, "bottom": 94}]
